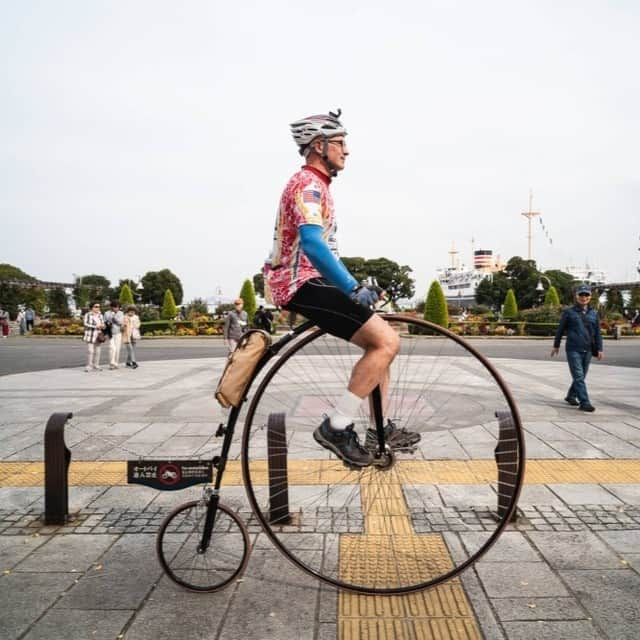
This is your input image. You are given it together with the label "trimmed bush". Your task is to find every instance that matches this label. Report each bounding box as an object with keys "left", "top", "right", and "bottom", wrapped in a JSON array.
[
  {"left": 503, "top": 289, "right": 518, "bottom": 319},
  {"left": 544, "top": 285, "right": 560, "bottom": 307},
  {"left": 424, "top": 281, "right": 449, "bottom": 328},
  {"left": 119, "top": 283, "right": 135, "bottom": 306},
  {"left": 239, "top": 279, "right": 257, "bottom": 322},
  {"left": 161, "top": 289, "right": 178, "bottom": 320}
]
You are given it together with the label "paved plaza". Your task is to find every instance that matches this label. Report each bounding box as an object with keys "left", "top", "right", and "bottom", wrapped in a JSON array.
[{"left": 1, "top": 349, "right": 640, "bottom": 639}]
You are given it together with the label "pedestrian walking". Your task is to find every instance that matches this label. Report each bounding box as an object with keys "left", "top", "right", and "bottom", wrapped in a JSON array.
[
  {"left": 24, "top": 307, "right": 35, "bottom": 332},
  {"left": 104, "top": 301, "right": 124, "bottom": 369},
  {"left": 16, "top": 309, "right": 26, "bottom": 335},
  {"left": 0, "top": 306, "right": 9, "bottom": 338},
  {"left": 551, "top": 284, "right": 603, "bottom": 412},
  {"left": 83, "top": 302, "right": 106, "bottom": 372},
  {"left": 122, "top": 306, "right": 141, "bottom": 369},
  {"left": 223, "top": 298, "right": 248, "bottom": 352}
]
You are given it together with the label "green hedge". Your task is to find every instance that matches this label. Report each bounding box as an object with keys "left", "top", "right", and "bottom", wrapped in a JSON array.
[{"left": 140, "top": 320, "right": 224, "bottom": 336}]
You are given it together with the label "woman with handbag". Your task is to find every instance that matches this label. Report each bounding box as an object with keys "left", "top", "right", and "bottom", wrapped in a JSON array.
[
  {"left": 83, "top": 302, "right": 106, "bottom": 372},
  {"left": 122, "top": 305, "right": 141, "bottom": 369}
]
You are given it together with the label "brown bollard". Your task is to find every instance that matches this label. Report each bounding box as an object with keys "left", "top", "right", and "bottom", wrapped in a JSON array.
[
  {"left": 44, "top": 412, "right": 73, "bottom": 524},
  {"left": 494, "top": 410, "right": 519, "bottom": 522},
  {"left": 267, "top": 413, "right": 291, "bottom": 524}
]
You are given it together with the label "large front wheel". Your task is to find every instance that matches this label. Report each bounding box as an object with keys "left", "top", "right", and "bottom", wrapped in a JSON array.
[{"left": 241, "top": 315, "right": 525, "bottom": 594}]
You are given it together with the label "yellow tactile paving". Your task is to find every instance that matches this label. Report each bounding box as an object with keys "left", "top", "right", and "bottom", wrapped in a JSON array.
[
  {"left": 3, "top": 459, "right": 640, "bottom": 487},
  {"left": 338, "top": 469, "right": 481, "bottom": 640}
]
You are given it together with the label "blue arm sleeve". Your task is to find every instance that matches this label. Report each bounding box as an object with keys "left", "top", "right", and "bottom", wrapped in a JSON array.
[{"left": 299, "top": 224, "right": 357, "bottom": 295}]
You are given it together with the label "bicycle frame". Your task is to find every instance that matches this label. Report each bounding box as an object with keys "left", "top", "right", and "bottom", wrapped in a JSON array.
[{"left": 199, "top": 319, "right": 317, "bottom": 550}]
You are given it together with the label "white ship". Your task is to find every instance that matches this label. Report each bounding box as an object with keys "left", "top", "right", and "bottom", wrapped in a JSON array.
[
  {"left": 564, "top": 265, "right": 607, "bottom": 286},
  {"left": 437, "top": 245, "right": 505, "bottom": 307}
]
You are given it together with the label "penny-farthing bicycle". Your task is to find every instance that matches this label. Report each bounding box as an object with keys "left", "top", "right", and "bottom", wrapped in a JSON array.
[{"left": 156, "top": 314, "right": 525, "bottom": 594}]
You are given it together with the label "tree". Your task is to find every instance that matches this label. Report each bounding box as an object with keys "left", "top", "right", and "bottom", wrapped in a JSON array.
[
  {"left": 605, "top": 288, "right": 624, "bottom": 314},
  {"left": 503, "top": 289, "right": 518, "bottom": 319},
  {"left": 0, "top": 263, "right": 36, "bottom": 282},
  {"left": 141, "top": 269, "right": 183, "bottom": 306},
  {"left": 185, "top": 298, "right": 209, "bottom": 318},
  {"left": 252, "top": 272, "right": 264, "bottom": 297},
  {"left": 74, "top": 274, "right": 111, "bottom": 308},
  {"left": 543, "top": 270, "right": 576, "bottom": 305},
  {"left": 119, "top": 283, "right": 134, "bottom": 306},
  {"left": 629, "top": 287, "right": 640, "bottom": 312},
  {"left": 423, "top": 281, "right": 448, "bottom": 328},
  {"left": 47, "top": 288, "right": 70, "bottom": 317},
  {"left": 161, "top": 289, "right": 178, "bottom": 319},
  {"left": 476, "top": 273, "right": 509, "bottom": 310},
  {"left": 544, "top": 285, "right": 560, "bottom": 307},
  {"left": 239, "top": 279, "right": 257, "bottom": 322},
  {"left": 342, "top": 256, "right": 415, "bottom": 303}
]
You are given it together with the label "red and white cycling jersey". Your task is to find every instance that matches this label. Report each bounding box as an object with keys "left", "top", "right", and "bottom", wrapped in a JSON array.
[{"left": 265, "top": 165, "right": 338, "bottom": 306}]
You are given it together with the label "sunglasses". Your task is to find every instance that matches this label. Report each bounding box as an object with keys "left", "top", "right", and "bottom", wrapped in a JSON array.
[{"left": 577, "top": 293, "right": 591, "bottom": 297}]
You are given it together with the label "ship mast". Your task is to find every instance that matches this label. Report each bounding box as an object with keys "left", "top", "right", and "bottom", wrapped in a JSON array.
[{"left": 521, "top": 189, "right": 541, "bottom": 261}]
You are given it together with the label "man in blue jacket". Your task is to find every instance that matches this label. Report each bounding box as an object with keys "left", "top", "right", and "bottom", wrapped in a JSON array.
[{"left": 551, "top": 284, "right": 603, "bottom": 412}]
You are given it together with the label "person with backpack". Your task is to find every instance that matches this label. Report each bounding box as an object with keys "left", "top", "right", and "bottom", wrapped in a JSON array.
[{"left": 551, "top": 284, "right": 603, "bottom": 412}]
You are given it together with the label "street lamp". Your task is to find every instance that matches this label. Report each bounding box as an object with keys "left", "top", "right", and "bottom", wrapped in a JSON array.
[{"left": 536, "top": 274, "right": 552, "bottom": 305}]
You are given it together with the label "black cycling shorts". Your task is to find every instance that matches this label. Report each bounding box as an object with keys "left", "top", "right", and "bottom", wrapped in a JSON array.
[{"left": 284, "top": 278, "right": 374, "bottom": 341}]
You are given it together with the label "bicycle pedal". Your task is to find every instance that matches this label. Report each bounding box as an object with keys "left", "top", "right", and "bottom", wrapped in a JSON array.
[{"left": 215, "top": 424, "right": 227, "bottom": 437}]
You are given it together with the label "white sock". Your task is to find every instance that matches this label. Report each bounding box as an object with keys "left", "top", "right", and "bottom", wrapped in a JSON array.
[{"left": 328, "top": 390, "right": 363, "bottom": 430}]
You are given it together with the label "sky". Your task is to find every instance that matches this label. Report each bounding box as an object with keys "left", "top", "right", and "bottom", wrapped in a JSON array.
[{"left": 1, "top": 1, "right": 639, "bottom": 303}]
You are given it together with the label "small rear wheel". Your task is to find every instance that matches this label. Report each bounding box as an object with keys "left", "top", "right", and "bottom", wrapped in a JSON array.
[{"left": 156, "top": 499, "right": 250, "bottom": 592}]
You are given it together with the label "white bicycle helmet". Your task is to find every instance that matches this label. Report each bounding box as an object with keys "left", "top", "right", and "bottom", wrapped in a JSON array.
[{"left": 290, "top": 109, "right": 347, "bottom": 156}]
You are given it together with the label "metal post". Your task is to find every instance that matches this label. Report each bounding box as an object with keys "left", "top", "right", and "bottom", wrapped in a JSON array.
[
  {"left": 494, "top": 410, "right": 519, "bottom": 522},
  {"left": 267, "top": 413, "right": 291, "bottom": 524},
  {"left": 44, "top": 412, "right": 73, "bottom": 525}
]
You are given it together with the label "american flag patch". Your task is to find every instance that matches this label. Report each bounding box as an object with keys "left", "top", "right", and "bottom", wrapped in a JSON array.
[{"left": 302, "top": 189, "right": 321, "bottom": 204}]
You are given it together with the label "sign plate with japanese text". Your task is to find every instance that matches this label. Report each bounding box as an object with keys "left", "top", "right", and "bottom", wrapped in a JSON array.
[{"left": 127, "top": 460, "right": 213, "bottom": 490}]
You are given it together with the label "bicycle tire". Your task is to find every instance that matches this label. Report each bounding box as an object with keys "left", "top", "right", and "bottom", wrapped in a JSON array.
[
  {"left": 241, "top": 314, "right": 525, "bottom": 594},
  {"left": 156, "top": 499, "right": 250, "bottom": 592}
]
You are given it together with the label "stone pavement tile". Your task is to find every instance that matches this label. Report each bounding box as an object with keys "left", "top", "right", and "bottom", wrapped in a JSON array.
[
  {"left": 123, "top": 575, "right": 234, "bottom": 640},
  {"left": 101, "top": 421, "right": 151, "bottom": 436},
  {"left": 548, "top": 484, "right": 622, "bottom": 505},
  {"left": 29, "top": 485, "right": 108, "bottom": 513},
  {"left": 219, "top": 547, "right": 319, "bottom": 640},
  {"left": 501, "top": 620, "right": 604, "bottom": 639},
  {"left": 519, "top": 436, "right": 563, "bottom": 459},
  {"left": 560, "top": 569, "right": 640, "bottom": 640},
  {"left": 86, "top": 485, "right": 157, "bottom": 510},
  {"left": 491, "top": 597, "right": 585, "bottom": 621},
  {"left": 57, "top": 534, "right": 162, "bottom": 609},
  {"left": 124, "top": 422, "right": 184, "bottom": 443},
  {"left": 523, "top": 421, "right": 575, "bottom": 440},
  {"left": 326, "top": 484, "right": 361, "bottom": 508},
  {"left": 149, "top": 436, "right": 210, "bottom": 457},
  {"left": 460, "top": 531, "right": 539, "bottom": 563},
  {"left": 598, "top": 530, "right": 640, "bottom": 554},
  {"left": 545, "top": 440, "right": 609, "bottom": 458},
  {"left": 0, "top": 487, "right": 43, "bottom": 509},
  {"left": 181, "top": 421, "right": 218, "bottom": 436},
  {"left": 452, "top": 424, "right": 496, "bottom": 444},
  {"left": 516, "top": 485, "right": 565, "bottom": 508},
  {"left": 528, "top": 531, "right": 621, "bottom": 570},
  {"left": 149, "top": 485, "right": 208, "bottom": 507},
  {"left": 603, "top": 484, "right": 640, "bottom": 505},
  {"left": 417, "top": 431, "right": 469, "bottom": 460},
  {"left": 16, "top": 534, "right": 117, "bottom": 572},
  {"left": 23, "top": 608, "right": 133, "bottom": 640},
  {"left": 475, "top": 562, "right": 569, "bottom": 598},
  {"left": 0, "top": 572, "right": 77, "bottom": 639},
  {"left": 444, "top": 533, "right": 505, "bottom": 640},
  {"left": 318, "top": 623, "right": 337, "bottom": 640},
  {"left": 70, "top": 436, "right": 129, "bottom": 461},
  {"left": 590, "top": 421, "right": 640, "bottom": 440},
  {"left": 458, "top": 442, "right": 497, "bottom": 459},
  {"left": 438, "top": 484, "right": 496, "bottom": 508},
  {"left": 621, "top": 553, "right": 640, "bottom": 571},
  {"left": 0, "top": 534, "right": 48, "bottom": 570},
  {"left": 403, "top": 484, "right": 443, "bottom": 509},
  {"left": 624, "top": 417, "right": 640, "bottom": 429},
  {"left": 318, "top": 584, "right": 338, "bottom": 623}
]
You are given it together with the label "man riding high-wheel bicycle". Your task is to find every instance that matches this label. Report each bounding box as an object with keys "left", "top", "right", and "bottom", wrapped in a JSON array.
[{"left": 264, "top": 109, "right": 420, "bottom": 468}]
